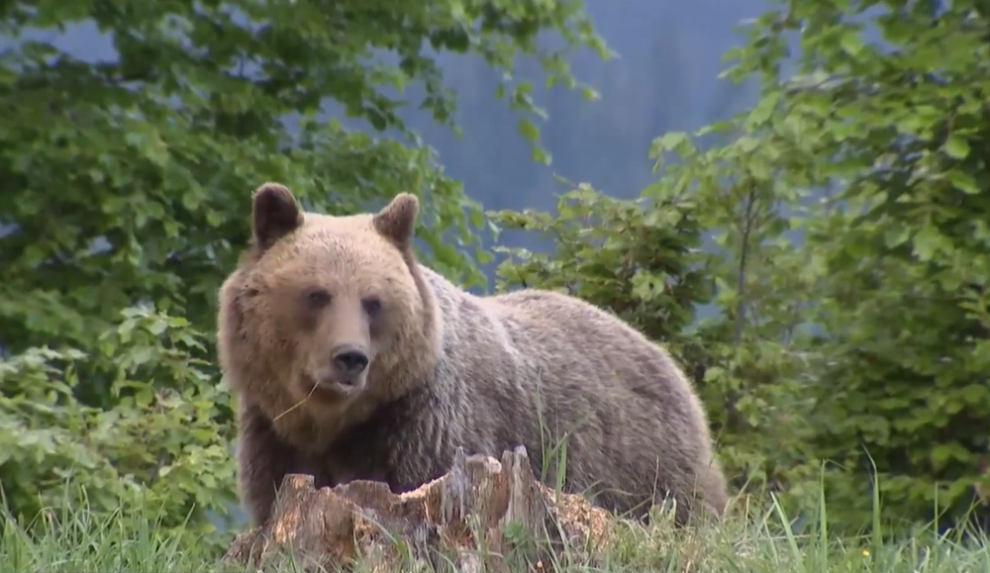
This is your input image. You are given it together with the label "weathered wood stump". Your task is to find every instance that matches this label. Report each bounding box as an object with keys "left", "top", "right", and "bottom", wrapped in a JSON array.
[{"left": 221, "top": 446, "right": 614, "bottom": 573}]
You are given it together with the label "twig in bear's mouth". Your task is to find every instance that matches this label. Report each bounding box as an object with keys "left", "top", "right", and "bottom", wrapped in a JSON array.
[{"left": 272, "top": 380, "right": 319, "bottom": 423}]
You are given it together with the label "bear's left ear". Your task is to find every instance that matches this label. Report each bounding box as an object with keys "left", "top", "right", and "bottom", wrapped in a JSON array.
[{"left": 373, "top": 193, "right": 419, "bottom": 249}]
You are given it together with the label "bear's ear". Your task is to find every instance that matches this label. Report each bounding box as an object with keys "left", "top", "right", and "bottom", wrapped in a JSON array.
[
  {"left": 252, "top": 183, "right": 303, "bottom": 251},
  {"left": 372, "top": 193, "right": 419, "bottom": 248}
]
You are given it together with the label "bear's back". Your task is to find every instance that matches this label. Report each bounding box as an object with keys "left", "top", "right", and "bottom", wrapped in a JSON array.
[{"left": 399, "top": 268, "right": 728, "bottom": 524}]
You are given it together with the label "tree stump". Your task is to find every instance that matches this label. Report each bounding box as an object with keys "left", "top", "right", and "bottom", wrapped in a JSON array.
[{"left": 221, "top": 446, "right": 615, "bottom": 573}]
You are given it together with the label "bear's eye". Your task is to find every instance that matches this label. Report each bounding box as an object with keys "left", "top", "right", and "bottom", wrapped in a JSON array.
[
  {"left": 306, "top": 289, "right": 332, "bottom": 308},
  {"left": 362, "top": 297, "right": 383, "bottom": 317}
]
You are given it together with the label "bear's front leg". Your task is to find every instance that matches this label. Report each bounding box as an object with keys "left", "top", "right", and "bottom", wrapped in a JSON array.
[{"left": 235, "top": 402, "right": 299, "bottom": 527}]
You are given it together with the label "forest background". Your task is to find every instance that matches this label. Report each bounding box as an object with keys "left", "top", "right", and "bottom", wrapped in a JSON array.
[{"left": 1, "top": 0, "right": 989, "bottom": 557}]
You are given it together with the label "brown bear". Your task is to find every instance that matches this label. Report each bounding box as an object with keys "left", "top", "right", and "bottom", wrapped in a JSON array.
[{"left": 217, "top": 183, "right": 729, "bottom": 529}]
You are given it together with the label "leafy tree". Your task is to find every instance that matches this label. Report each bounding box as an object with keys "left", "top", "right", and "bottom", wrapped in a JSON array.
[
  {"left": 490, "top": 183, "right": 713, "bottom": 352},
  {"left": 0, "top": 0, "right": 608, "bottom": 531},
  {"left": 721, "top": 0, "right": 990, "bottom": 533},
  {"left": 0, "top": 0, "right": 608, "bottom": 355},
  {"left": 644, "top": 128, "right": 822, "bottom": 515}
]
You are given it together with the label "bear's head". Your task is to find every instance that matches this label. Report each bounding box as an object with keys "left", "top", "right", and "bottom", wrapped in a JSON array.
[{"left": 217, "top": 183, "right": 440, "bottom": 442}]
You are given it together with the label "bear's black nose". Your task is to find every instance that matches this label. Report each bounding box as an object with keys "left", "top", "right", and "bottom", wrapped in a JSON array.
[{"left": 331, "top": 346, "right": 369, "bottom": 375}]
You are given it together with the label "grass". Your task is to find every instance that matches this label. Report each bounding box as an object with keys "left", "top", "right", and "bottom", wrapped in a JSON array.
[{"left": 2, "top": 492, "right": 988, "bottom": 573}]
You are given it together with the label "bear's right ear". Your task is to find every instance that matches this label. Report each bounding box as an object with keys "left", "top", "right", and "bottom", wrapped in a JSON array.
[
  {"left": 373, "top": 193, "right": 419, "bottom": 249},
  {"left": 252, "top": 183, "right": 303, "bottom": 251}
]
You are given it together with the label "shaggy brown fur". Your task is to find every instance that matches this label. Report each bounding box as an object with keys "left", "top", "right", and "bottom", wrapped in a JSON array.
[{"left": 217, "top": 183, "right": 729, "bottom": 528}]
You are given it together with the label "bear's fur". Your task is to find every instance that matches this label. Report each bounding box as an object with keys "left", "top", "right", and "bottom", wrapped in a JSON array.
[{"left": 217, "top": 183, "right": 729, "bottom": 528}]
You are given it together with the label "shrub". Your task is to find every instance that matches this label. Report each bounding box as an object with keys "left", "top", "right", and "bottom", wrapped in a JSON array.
[{"left": 0, "top": 306, "right": 235, "bottom": 541}]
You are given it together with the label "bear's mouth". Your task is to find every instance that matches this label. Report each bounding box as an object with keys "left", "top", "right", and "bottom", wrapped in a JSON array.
[{"left": 301, "top": 374, "right": 365, "bottom": 400}]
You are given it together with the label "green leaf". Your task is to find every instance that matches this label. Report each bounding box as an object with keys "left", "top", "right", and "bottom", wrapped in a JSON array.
[
  {"left": 580, "top": 86, "right": 601, "bottom": 102},
  {"left": 912, "top": 226, "right": 942, "bottom": 263},
  {"left": 518, "top": 118, "right": 540, "bottom": 143},
  {"left": 943, "top": 135, "right": 971, "bottom": 160},
  {"left": 839, "top": 29, "right": 866, "bottom": 56},
  {"left": 746, "top": 90, "right": 781, "bottom": 127},
  {"left": 945, "top": 169, "right": 980, "bottom": 194},
  {"left": 532, "top": 146, "right": 552, "bottom": 166}
]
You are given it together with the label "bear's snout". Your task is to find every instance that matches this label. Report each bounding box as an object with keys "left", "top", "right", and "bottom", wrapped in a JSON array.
[{"left": 331, "top": 344, "right": 370, "bottom": 377}]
